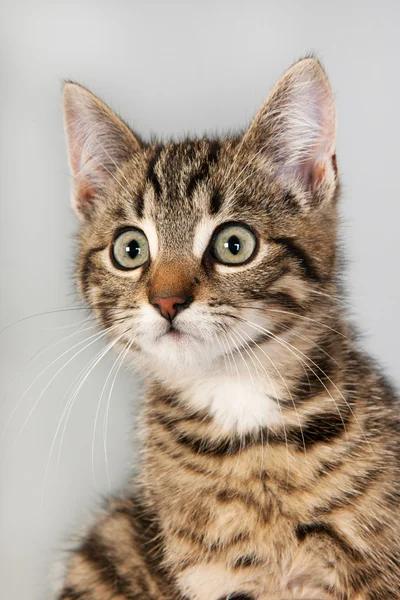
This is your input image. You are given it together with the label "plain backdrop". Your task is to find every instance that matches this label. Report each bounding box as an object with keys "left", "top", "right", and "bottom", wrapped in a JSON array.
[{"left": 0, "top": 1, "right": 399, "bottom": 598}]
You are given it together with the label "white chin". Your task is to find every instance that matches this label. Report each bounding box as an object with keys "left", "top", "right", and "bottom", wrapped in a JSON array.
[{"left": 141, "top": 331, "right": 215, "bottom": 371}]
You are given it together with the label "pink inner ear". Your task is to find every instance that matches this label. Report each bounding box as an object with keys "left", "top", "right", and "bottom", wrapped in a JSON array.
[
  {"left": 312, "top": 159, "right": 329, "bottom": 191},
  {"left": 75, "top": 177, "right": 97, "bottom": 217},
  {"left": 257, "top": 61, "right": 337, "bottom": 194}
]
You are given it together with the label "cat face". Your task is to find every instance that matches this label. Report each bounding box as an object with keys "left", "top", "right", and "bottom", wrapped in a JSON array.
[{"left": 63, "top": 59, "right": 339, "bottom": 376}]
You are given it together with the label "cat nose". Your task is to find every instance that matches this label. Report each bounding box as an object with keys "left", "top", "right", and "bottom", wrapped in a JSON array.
[{"left": 150, "top": 295, "right": 191, "bottom": 321}]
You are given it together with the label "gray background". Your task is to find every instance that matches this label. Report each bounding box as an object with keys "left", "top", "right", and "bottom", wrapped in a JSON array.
[{"left": 0, "top": 1, "right": 399, "bottom": 598}]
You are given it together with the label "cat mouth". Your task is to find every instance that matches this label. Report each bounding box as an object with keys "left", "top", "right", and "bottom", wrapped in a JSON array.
[
  {"left": 165, "top": 325, "right": 184, "bottom": 338},
  {"left": 154, "top": 323, "right": 184, "bottom": 340},
  {"left": 158, "top": 323, "right": 195, "bottom": 342}
]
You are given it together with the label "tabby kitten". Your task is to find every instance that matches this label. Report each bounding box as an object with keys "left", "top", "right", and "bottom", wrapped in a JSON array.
[{"left": 57, "top": 59, "right": 400, "bottom": 600}]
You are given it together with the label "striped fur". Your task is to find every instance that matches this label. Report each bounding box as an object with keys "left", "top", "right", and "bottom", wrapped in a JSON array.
[{"left": 58, "top": 59, "right": 400, "bottom": 599}]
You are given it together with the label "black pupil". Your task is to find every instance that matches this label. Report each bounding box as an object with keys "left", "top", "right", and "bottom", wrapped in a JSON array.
[
  {"left": 225, "top": 235, "right": 241, "bottom": 255},
  {"left": 126, "top": 239, "right": 141, "bottom": 259}
]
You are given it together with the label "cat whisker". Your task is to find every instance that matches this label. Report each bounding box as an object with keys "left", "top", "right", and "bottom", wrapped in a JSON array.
[
  {"left": 58, "top": 327, "right": 130, "bottom": 477},
  {"left": 216, "top": 331, "right": 235, "bottom": 378},
  {"left": 234, "top": 304, "right": 347, "bottom": 339},
  {"left": 0, "top": 303, "right": 133, "bottom": 337},
  {"left": 235, "top": 325, "right": 309, "bottom": 468},
  {"left": 231, "top": 328, "right": 292, "bottom": 483},
  {"left": 309, "top": 289, "right": 355, "bottom": 307},
  {"left": 228, "top": 329, "right": 267, "bottom": 474},
  {"left": 103, "top": 337, "right": 134, "bottom": 492},
  {"left": 7, "top": 324, "right": 121, "bottom": 448},
  {"left": 237, "top": 318, "right": 370, "bottom": 451},
  {"left": 224, "top": 332, "right": 249, "bottom": 465},
  {"left": 277, "top": 321, "right": 342, "bottom": 368},
  {"left": 1, "top": 324, "right": 117, "bottom": 441},
  {"left": 0, "top": 322, "right": 99, "bottom": 413},
  {"left": 41, "top": 331, "right": 127, "bottom": 504},
  {"left": 38, "top": 315, "right": 96, "bottom": 331}
]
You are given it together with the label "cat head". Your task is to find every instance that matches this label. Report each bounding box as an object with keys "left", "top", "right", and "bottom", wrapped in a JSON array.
[{"left": 63, "top": 58, "right": 338, "bottom": 377}]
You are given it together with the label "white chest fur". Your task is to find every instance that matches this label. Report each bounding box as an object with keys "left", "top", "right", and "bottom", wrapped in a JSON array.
[{"left": 178, "top": 367, "right": 283, "bottom": 435}]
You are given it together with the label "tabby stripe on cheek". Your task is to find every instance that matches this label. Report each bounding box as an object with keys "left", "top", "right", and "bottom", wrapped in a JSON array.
[
  {"left": 80, "top": 246, "right": 107, "bottom": 299},
  {"left": 289, "top": 351, "right": 339, "bottom": 406},
  {"left": 80, "top": 533, "right": 137, "bottom": 599},
  {"left": 266, "top": 291, "right": 304, "bottom": 314},
  {"left": 146, "top": 146, "right": 163, "bottom": 198},
  {"left": 271, "top": 236, "right": 322, "bottom": 282}
]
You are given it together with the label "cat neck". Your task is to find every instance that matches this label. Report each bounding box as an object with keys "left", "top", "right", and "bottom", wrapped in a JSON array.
[{"left": 144, "top": 320, "right": 347, "bottom": 437}]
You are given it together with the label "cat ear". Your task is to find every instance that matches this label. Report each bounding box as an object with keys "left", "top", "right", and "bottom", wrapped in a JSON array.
[
  {"left": 245, "top": 58, "right": 337, "bottom": 199},
  {"left": 62, "top": 83, "right": 141, "bottom": 220}
]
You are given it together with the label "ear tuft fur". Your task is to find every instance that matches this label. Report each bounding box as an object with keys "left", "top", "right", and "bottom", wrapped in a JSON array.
[
  {"left": 245, "top": 58, "right": 337, "bottom": 200},
  {"left": 62, "top": 83, "right": 141, "bottom": 220}
]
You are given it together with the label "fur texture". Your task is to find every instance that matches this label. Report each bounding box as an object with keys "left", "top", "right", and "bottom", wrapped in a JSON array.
[{"left": 57, "top": 59, "right": 400, "bottom": 600}]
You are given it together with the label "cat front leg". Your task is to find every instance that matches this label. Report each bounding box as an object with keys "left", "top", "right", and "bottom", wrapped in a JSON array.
[
  {"left": 56, "top": 495, "right": 173, "bottom": 600},
  {"left": 177, "top": 563, "right": 261, "bottom": 600}
]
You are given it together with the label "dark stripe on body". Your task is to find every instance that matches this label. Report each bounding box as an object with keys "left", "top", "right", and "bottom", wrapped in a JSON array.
[
  {"left": 314, "top": 467, "right": 382, "bottom": 516},
  {"left": 281, "top": 331, "right": 343, "bottom": 408},
  {"left": 216, "top": 488, "right": 270, "bottom": 523},
  {"left": 158, "top": 409, "right": 350, "bottom": 457},
  {"left": 217, "top": 595, "right": 255, "bottom": 600},
  {"left": 152, "top": 438, "right": 212, "bottom": 475},
  {"left": 80, "top": 533, "right": 139, "bottom": 598},
  {"left": 113, "top": 497, "right": 172, "bottom": 590},
  {"left": 58, "top": 588, "right": 87, "bottom": 600},
  {"left": 175, "top": 527, "right": 250, "bottom": 550},
  {"left": 295, "top": 521, "right": 360, "bottom": 558},
  {"left": 233, "top": 554, "right": 264, "bottom": 569},
  {"left": 272, "top": 237, "right": 322, "bottom": 282},
  {"left": 293, "top": 409, "right": 350, "bottom": 447}
]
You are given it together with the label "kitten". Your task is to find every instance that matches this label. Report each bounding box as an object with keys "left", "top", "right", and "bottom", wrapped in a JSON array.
[{"left": 57, "top": 58, "right": 400, "bottom": 600}]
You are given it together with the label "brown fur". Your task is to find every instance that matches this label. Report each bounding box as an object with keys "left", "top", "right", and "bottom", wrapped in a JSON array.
[{"left": 57, "top": 59, "right": 400, "bottom": 600}]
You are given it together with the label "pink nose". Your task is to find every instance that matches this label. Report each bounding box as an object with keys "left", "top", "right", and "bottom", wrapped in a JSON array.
[{"left": 150, "top": 296, "right": 187, "bottom": 321}]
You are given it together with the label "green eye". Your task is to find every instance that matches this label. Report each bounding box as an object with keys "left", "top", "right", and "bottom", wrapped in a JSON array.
[
  {"left": 112, "top": 228, "right": 149, "bottom": 270},
  {"left": 211, "top": 224, "right": 257, "bottom": 265}
]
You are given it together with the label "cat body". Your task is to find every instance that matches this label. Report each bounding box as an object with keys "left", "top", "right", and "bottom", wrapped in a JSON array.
[{"left": 57, "top": 59, "right": 400, "bottom": 600}]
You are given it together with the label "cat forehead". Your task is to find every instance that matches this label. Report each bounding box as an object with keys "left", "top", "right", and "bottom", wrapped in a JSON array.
[
  {"left": 102, "top": 137, "right": 275, "bottom": 254},
  {"left": 134, "top": 139, "right": 244, "bottom": 247},
  {"left": 142, "top": 138, "right": 228, "bottom": 215}
]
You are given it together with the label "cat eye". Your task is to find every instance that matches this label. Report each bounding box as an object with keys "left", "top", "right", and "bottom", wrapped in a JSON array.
[
  {"left": 111, "top": 228, "right": 150, "bottom": 270},
  {"left": 211, "top": 223, "right": 257, "bottom": 265}
]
